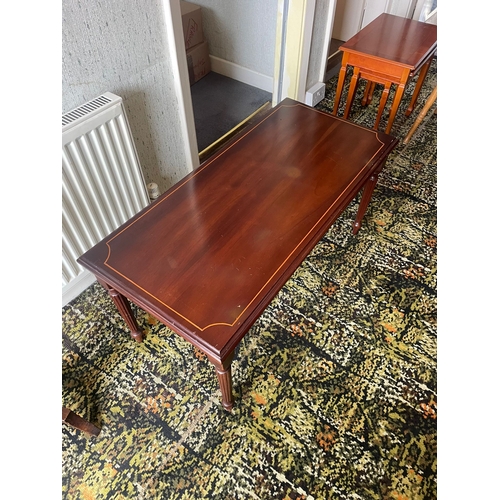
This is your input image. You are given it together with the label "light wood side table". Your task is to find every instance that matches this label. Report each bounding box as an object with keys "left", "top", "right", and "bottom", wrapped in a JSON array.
[{"left": 332, "top": 14, "right": 437, "bottom": 135}]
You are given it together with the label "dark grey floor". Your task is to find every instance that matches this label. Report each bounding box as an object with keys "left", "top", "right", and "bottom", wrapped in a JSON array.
[{"left": 190, "top": 71, "right": 272, "bottom": 152}]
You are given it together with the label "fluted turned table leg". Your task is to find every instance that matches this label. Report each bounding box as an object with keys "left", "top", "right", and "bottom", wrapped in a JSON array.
[
  {"left": 353, "top": 173, "right": 379, "bottom": 235},
  {"left": 206, "top": 351, "right": 235, "bottom": 411},
  {"left": 215, "top": 365, "right": 234, "bottom": 411},
  {"left": 98, "top": 279, "right": 144, "bottom": 342}
]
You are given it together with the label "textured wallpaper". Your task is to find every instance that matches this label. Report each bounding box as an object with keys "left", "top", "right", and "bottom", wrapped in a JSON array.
[{"left": 62, "top": 0, "right": 192, "bottom": 193}]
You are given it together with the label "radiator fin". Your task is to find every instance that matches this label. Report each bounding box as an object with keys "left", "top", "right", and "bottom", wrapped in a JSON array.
[
  {"left": 62, "top": 95, "right": 112, "bottom": 128},
  {"left": 62, "top": 92, "right": 150, "bottom": 306}
]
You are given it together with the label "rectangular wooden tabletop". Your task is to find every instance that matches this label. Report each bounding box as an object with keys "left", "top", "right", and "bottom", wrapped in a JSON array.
[
  {"left": 78, "top": 99, "right": 397, "bottom": 363},
  {"left": 340, "top": 13, "right": 437, "bottom": 70}
]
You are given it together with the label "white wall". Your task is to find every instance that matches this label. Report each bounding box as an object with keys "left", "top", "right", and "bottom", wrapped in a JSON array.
[
  {"left": 306, "top": 0, "right": 335, "bottom": 90},
  {"left": 190, "top": 0, "right": 277, "bottom": 78},
  {"left": 332, "top": 0, "right": 363, "bottom": 41},
  {"left": 62, "top": 0, "right": 193, "bottom": 194}
]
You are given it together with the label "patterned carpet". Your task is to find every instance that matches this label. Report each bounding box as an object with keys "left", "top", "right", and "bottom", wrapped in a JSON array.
[{"left": 62, "top": 60, "right": 437, "bottom": 499}]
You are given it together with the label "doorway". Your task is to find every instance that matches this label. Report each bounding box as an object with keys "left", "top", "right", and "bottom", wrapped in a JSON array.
[{"left": 178, "top": 1, "right": 277, "bottom": 163}]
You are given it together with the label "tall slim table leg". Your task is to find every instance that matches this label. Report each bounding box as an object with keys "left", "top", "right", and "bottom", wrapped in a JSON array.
[
  {"left": 405, "top": 57, "right": 433, "bottom": 116},
  {"left": 374, "top": 82, "right": 392, "bottom": 130},
  {"left": 97, "top": 279, "right": 144, "bottom": 342},
  {"left": 362, "top": 81, "right": 376, "bottom": 106},
  {"left": 384, "top": 78, "right": 408, "bottom": 135},
  {"left": 206, "top": 351, "right": 235, "bottom": 411},
  {"left": 343, "top": 67, "right": 361, "bottom": 120},
  {"left": 332, "top": 59, "right": 348, "bottom": 116},
  {"left": 353, "top": 173, "right": 379, "bottom": 235}
]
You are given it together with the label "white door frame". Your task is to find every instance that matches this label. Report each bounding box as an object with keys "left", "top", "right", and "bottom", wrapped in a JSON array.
[
  {"left": 275, "top": 0, "right": 338, "bottom": 97},
  {"left": 162, "top": 0, "right": 200, "bottom": 172},
  {"left": 273, "top": 0, "right": 317, "bottom": 105},
  {"left": 317, "top": 0, "right": 338, "bottom": 84}
]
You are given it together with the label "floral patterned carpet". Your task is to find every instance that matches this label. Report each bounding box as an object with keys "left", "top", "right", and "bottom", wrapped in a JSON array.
[{"left": 62, "top": 60, "right": 437, "bottom": 499}]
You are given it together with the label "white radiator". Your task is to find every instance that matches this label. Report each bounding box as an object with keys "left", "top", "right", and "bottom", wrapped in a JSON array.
[{"left": 62, "top": 92, "right": 150, "bottom": 306}]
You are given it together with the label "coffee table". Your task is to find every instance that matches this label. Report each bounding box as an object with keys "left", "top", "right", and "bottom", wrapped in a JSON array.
[
  {"left": 332, "top": 13, "right": 437, "bottom": 134},
  {"left": 77, "top": 99, "right": 398, "bottom": 411}
]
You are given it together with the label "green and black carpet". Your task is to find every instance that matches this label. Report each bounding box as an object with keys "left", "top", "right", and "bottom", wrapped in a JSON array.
[{"left": 63, "top": 60, "right": 437, "bottom": 499}]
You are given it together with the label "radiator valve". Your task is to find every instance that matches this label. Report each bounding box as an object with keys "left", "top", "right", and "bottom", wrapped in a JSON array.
[{"left": 147, "top": 182, "right": 160, "bottom": 201}]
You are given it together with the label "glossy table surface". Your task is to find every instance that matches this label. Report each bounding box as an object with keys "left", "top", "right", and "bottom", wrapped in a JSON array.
[
  {"left": 78, "top": 99, "right": 398, "bottom": 409},
  {"left": 340, "top": 13, "right": 437, "bottom": 69}
]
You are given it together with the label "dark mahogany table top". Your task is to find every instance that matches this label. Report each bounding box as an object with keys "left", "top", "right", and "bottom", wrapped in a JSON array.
[
  {"left": 78, "top": 99, "right": 397, "bottom": 363},
  {"left": 341, "top": 13, "right": 437, "bottom": 69}
]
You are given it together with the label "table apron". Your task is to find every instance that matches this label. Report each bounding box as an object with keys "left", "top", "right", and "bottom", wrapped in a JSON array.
[{"left": 342, "top": 52, "right": 411, "bottom": 82}]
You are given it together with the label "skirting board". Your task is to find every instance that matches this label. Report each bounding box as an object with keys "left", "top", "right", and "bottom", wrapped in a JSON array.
[
  {"left": 62, "top": 271, "right": 96, "bottom": 307},
  {"left": 209, "top": 56, "right": 274, "bottom": 93}
]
